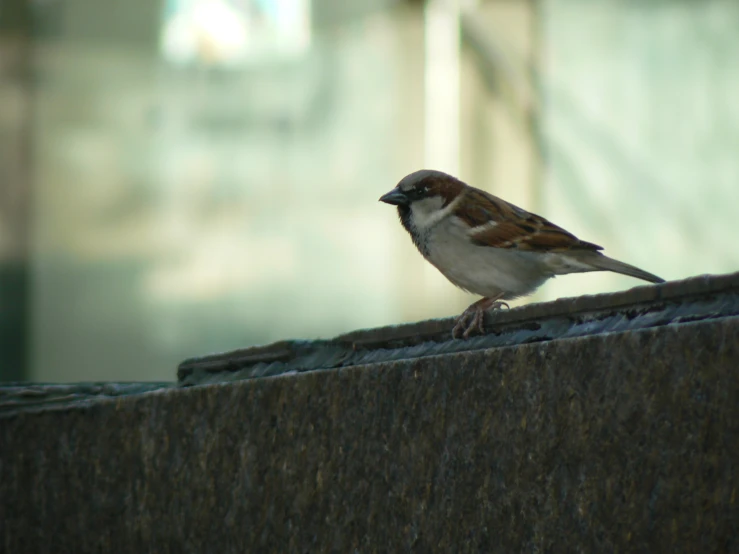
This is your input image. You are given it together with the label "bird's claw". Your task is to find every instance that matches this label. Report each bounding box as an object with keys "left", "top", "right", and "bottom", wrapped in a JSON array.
[{"left": 451, "top": 300, "right": 509, "bottom": 339}]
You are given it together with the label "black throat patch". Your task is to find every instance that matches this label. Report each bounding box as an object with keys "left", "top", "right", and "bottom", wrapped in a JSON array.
[{"left": 398, "top": 205, "right": 429, "bottom": 257}]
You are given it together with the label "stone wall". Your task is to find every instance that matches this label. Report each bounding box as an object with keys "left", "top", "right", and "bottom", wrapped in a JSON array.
[{"left": 1, "top": 272, "right": 738, "bottom": 552}]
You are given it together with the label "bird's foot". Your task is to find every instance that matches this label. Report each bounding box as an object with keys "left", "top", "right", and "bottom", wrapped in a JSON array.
[{"left": 451, "top": 297, "right": 509, "bottom": 339}]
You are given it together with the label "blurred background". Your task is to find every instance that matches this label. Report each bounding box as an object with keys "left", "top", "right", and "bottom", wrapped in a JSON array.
[{"left": 0, "top": 0, "right": 737, "bottom": 382}]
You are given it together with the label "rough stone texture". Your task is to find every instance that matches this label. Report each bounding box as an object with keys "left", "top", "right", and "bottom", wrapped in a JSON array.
[
  {"left": 179, "top": 272, "right": 739, "bottom": 385},
  {"left": 0, "top": 382, "right": 172, "bottom": 417},
  {"left": 2, "top": 314, "right": 738, "bottom": 552}
]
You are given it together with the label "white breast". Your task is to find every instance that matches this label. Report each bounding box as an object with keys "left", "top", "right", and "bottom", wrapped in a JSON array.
[{"left": 416, "top": 214, "right": 553, "bottom": 299}]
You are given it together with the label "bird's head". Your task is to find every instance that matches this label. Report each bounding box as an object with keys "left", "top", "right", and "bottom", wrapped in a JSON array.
[{"left": 379, "top": 169, "right": 464, "bottom": 231}]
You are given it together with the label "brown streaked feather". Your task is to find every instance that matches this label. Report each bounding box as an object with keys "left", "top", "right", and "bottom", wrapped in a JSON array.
[
  {"left": 453, "top": 189, "right": 507, "bottom": 226},
  {"left": 456, "top": 187, "right": 603, "bottom": 253}
]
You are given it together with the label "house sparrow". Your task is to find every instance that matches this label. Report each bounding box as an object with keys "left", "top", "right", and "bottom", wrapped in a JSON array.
[{"left": 380, "top": 169, "right": 665, "bottom": 339}]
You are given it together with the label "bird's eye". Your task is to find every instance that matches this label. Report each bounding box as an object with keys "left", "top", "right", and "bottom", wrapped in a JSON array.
[{"left": 409, "top": 186, "right": 428, "bottom": 200}]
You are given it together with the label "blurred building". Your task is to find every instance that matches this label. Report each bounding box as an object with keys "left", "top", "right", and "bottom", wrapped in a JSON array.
[{"left": 0, "top": 0, "right": 737, "bottom": 381}]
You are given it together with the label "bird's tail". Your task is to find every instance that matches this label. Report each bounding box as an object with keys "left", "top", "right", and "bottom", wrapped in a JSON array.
[{"left": 580, "top": 253, "right": 665, "bottom": 284}]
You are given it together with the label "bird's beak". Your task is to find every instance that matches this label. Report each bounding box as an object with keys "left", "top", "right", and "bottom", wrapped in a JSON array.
[{"left": 379, "top": 187, "right": 409, "bottom": 206}]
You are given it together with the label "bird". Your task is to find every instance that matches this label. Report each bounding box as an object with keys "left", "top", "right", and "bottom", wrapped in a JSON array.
[{"left": 379, "top": 169, "right": 665, "bottom": 339}]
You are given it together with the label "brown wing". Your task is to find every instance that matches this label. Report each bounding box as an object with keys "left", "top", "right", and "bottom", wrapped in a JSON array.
[{"left": 456, "top": 188, "right": 603, "bottom": 253}]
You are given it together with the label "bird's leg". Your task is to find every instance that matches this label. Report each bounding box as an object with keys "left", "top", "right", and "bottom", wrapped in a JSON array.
[{"left": 451, "top": 294, "right": 509, "bottom": 339}]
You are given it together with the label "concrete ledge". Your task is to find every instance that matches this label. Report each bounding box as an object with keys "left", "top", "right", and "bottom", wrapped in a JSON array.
[
  {"left": 179, "top": 272, "right": 739, "bottom": 385},
  {"left": 0, "top": 382, "right": 172, "bottom": 417},
  {"left": 1, "top": 273, "right": 738, "bottom": 552}
]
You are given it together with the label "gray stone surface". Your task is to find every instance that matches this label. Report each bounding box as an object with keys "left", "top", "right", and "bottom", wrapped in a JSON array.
[
  {"left": 2, "top": 310, "right": 738, "bottom": 551},
  {"left": 0, "top": 382, "right": 173, "bottom": 417},
  {"left": 179, "top": 272, "right": 739, "bottom": 385}
]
